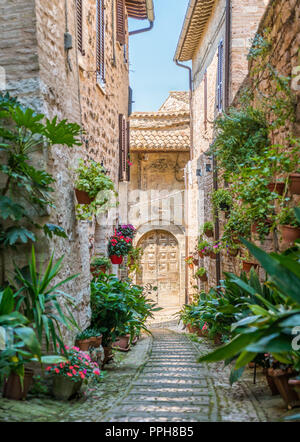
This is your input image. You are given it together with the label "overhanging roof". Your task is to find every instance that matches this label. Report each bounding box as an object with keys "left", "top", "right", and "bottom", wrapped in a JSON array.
[
  {"left": 174, "top": 0, "right": 216, "bottom": 62},
  {"left": 125, "top": 0, "right": 155, "bottom": 22}
]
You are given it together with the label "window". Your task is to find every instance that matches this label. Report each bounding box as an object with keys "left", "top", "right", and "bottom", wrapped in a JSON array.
[
  {"left": 119, "top": 114, "right": 130, "bottom": 182},
  {"left": 76, "top": 0, "right": 84, "bottom": 55},
  {"left": 217, "top": 40, "right": 223, "bottom": 113},
  {"left": 116, "top": 0, "right": 126, "bottom": 45},
  {"left": 96, "top": 0, "right": 105, "bottom": 87}
]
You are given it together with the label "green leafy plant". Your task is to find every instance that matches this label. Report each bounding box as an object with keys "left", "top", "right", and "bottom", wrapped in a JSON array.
[
  {"left": 11, "top": 246, "right": 80, "bottom": 352},
  {"left": 212, "top": 189, "right": 233, "bottom": 214},
  {"left": 195, "top": 268, "right": 207, "bottom": 278},
  {"left": 0, "top": 92, "right": 80, "bottom": 249},
  {"left": 108, "top": 231, "right": 133, "bottom": 257},
  {"left": 201, "top": 222, "right": 214, "bottom": 235},
  {"left": 74, "top": 159, "right": 117, "bottom": 220},
  {"left": 75, "top": 328, "right": 101, "bottom": 341},
  {"left": 127, "top": 247, "right": 143, "bottom": 277},
  {"left": 91, "top": 255, "right": 112, "bottom": 269}
]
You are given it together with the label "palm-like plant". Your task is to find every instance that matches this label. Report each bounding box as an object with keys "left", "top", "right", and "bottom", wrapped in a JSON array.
[{"left": 12, "top": 246, "right": 79, "bottom": 352}]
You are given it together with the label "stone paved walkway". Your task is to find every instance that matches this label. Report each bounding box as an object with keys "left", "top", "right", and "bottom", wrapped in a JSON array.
[{"left": 102, "top": 329, "right": 217, "bottom": 422}]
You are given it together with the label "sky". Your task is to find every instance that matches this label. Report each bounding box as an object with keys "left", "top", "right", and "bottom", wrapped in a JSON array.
[{"left": 128, "top": 0, "right": 191, "bottom": 112}]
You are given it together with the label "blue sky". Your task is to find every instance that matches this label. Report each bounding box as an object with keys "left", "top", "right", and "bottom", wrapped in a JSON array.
[{"left": 128, "top": 0, "right": 190, "bottom": 112}]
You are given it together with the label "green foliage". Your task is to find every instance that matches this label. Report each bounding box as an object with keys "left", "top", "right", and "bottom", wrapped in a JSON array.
[
  {"left": 11, "top": 246, "right": 80, "bottom": 352},
  {"left": 277, "top": 207, "right": 300, "bottom": 228},
  {"left": 195, "top": 268, "right": 207, "bottom": 278},
  {"left": 127, "top": 247, "right": 143, "bottom": 277},
  {"left": 76, "top": 327, "right": 101, "bottom": 341},
  {"left": 201, "top": 222, "right": 214, "bottom": 234},
  {"left": 211, "top": 105, "right": 269, "bottom": 176},
  {"left": 91, "top": 255, "right": 112, "bottom": 269},
  {"left": 91, "top": 274, "right": 160, "bottom": 346},
  {"left": 197, "top": 239, "right": 300, "bottom": 381},
  {"left": 0, "top": 92, "right": 78, "bottom": 247},
  {"left": 212, "top": 189, "right": 233, "bottom": 214},
  {"left": 74, "top": 159, "right": 118, "bottom": 220}
]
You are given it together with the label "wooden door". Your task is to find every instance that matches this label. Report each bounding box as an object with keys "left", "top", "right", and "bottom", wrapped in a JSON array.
[{"left": 137, "top": 230, "right": 180, "bottom": 307}]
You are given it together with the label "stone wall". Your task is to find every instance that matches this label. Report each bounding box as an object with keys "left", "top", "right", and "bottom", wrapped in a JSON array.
[
  {"left": 189, "top": 0, "right": 268, "bottom": 295},
  {"left": 0, "top": 0, "right": 132, "bottom": 342}
]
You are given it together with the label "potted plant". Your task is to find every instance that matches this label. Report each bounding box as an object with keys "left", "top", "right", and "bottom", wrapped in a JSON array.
[
  {"left": 267, "top": 181, "right": 285, "bottom": 195},
  {"left": 195, "top": 268, "right": 208, "bottom": 282},
  {"left": 90, "top": 255, "right": 112, "bottom": 277},
  {"left": 212, "top": 189, "right": 233, "bottom": 214},
  {"left": 75, "top": 329, "right": 94, "bottom": 351},
  {"left": 224, "top": 241, "right": 240, "bottom": 257},
  {"left": 46, "top": 346, "right": 102, "bottom": 401},
  {"left": 241, "top": 251, "right": 258, "bottom": 272},
  {"left": 288, "top": 376, "right": 300, "bottom": 400},
  {"left": 117, "top": 224, "right": 136, "bottom": 239},
  {"left": 201, "top": 221, "right": 214, "bottom": 238},
  {"left": 209, "top": 242, "right": 222, "bottom": 259},
  {"left": 74, "top": 159, "right": 117, "bottom": 220},
  {"left": 277, "top": 207, "right": 300, "bottom": 243},
  {"left": 198, "top": 239, "right": 212, "bottom": 257},
  {"left": 108, "top": 229, "right": 133, "bottom": 264},
  {"left": 289, "top": 170, "right": 300, "bottom": 195},
  {"left": 185, "top": 256, "right": 194, "bottom": 269}
]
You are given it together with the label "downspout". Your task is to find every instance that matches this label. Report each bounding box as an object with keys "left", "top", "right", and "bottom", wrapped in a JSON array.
[
  {"left": 175, "top": 60, "right": 193, "bottom": 305},
  {"left": 129, "top": 20, "right": 154, "bottom": 36},
  {"left": 214, "top": 0, "right": 231, "bottom": 286}
]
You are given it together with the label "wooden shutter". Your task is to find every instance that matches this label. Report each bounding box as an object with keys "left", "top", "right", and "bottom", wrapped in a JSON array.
[
  {"left": 204, "top": 70, "right": 208, "bottom": 131},
  {"left": 116, "top": 0, "right": 126, "bottom": 45},
  {"left": 119, "top": 114, "right": 127, "bottom": 181},
  {"left": 76, "top": 0, "right": 84, "bottom": 55},
  {"left": 126, "top": 121, "right": 130, "bottom": 181},
  {"left": 217, "top": 41, "right": 223, "bottom": 112},
  {"left": 96, "top": 0, "right": 105, "bottom": 84}
]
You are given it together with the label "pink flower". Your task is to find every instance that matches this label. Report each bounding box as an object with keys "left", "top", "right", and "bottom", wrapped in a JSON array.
[
  {"left": 54, "top": 368, "right": 60, "bottom": 374},
  {"left": 67, "top": 373, "right": 73, "bottom": 377},
  {"left": 93, "top": 369, "right": 101, "bottom": 376},
  {"left": 46, "top": 366, "right": 52, "bottom": 371}
]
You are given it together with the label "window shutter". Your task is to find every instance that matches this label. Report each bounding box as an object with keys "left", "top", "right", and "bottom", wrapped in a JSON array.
[
  {"left": 119, "top": 114, "right": 127, "bottom": 181},
  {"left": 217, "top": 41, "right": 223, "bottom": 112},
  {"left": 204, "top": 70, "right": 208, "bottom": 131},
  {"left": 126, "top": 121, "right": 130, "bottom": 182},
  {"left": 76, "top": 0, "right": 84, "bottom": 55},
  {"left": 96, "top": 0, "right": 105, "bottom": 84},
  {"left": 116, "top": 0, "right": 126, "bottom": 45}
]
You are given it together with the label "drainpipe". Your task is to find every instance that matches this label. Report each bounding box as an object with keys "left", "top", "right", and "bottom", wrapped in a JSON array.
[
  {"left": 129, "top": 20, "right": 154, "bottom": 36},
  {"left": 175, "top": 60, "right": 193, "bottom": 305},
  {"left": 214, "top": 0, "right": 231, "bottom": 287}
]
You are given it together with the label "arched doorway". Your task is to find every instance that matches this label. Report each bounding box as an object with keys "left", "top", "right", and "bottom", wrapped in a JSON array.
[{"left": 136, "top": 230, "right": 180, "bottom": 308}]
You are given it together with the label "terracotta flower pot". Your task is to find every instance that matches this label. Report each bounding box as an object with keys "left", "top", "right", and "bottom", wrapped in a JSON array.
[
  {"left": 242, "top": 261, "right": 258, "bottom": 272},
  {"left": 281, "top": 225, "right": 300, "bottom": 243},
  {"left": 268, "top": 368, "right": 299, "bottom": 409},
  {"left": 3, "top": 368, "right": 34, "bottom": 401},
  {"left": 263, "top": 369, "right": 279, "bottom": 396},
  {"left": 90, "top": 265, "right": 107, "bottom": 278},
  {"left": 112, "top": 334, "right": 131, "bottom": 351},
  {"left": 204, "top": 229, "right": 214, "bottom": 238},
  {"left": 288, "top": 379, "right": 300, "bottom": 400},
  {"left": 198, "top": 250, "right": 204, "bottom": 258},
  {"left": 109, "top": 255, "right": 123, "bottom": 265},
  {"left": 267, "top": 182, "right": 285, "bottom": 195},
  {"left": 289, "top": 173, "right": 300, "bottom": 195},
  {"left": 193, "top": 258, "right": 199, "bottom": 266},
  {"left": 90, "top": 335, "right": 103, "bottom": 348},
  {"left": 199, "top": 273, "right": 207, "bottom": 282},
  {"left": 251, "top": 219, "right": 272, "bottom": 235},
  {"left": 209, "top": 251, "right": 217, "bottom": 259},
  {"left": 75, "top": 339, "right": 91, "bottom": 351},
  {"left": 75, "top": 188, "right": 94, "bottom": 204},
  {"left": 213, "top": 333, "right": 222, "bottom": 346},
  {"left": 188, "top": 263, "right": 194, "bottom": 269},
  {"left": 52, "top": 375, "right": 82, "bottom": 401}
]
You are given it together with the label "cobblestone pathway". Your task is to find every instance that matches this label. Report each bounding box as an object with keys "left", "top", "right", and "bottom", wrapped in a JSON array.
[{"left": 102, "top": 329, "right": 217, "bottom": 422}]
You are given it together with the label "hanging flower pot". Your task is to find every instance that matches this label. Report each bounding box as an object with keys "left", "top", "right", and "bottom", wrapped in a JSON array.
[
  {"left": 242, "top": 261, "right": 258, "bottom": 272},
  {"left": 205, "top": 229, "right": 214, "bottom": 238},
  {"left": 3, "top": 368, "right": 34, "bottom": 401},
  {"left": 74, "top": 188, "right": 94, "bottom": 204},
  {"left": 267, "top": 182, "right": 285, "bottom": 195},
  {"left": 289, "top": 173, "right": 300, "bottom": 195},
  {"left": 193, "top": 257, "right": 199, "bottom": 266},
  {"left": 228, "top": 248, "right": 239, "bottom": 257},
  {"left": 198, "top": 250, "right": 204, "bottom": 258},
  {"left": 109, "top": 255, "right": 123, "bottom": 265},
  {"left": 209, "top": 251, "right": 217, "bottom": 259},
  {"left": 281, "top": 225, "right": 300, "bottom": 243},
  {"left": 200, "top": 273, "right": 207, "bottom": 282}
]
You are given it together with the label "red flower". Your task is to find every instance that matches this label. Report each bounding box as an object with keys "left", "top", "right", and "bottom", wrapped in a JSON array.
[{"left": 67, "top": 373, "right": 73, "bottom": 377}]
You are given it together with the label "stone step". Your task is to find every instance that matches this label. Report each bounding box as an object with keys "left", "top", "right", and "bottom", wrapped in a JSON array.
[
  {"left": 123, "top": 396, "right": 211, "bottom": 404},
  {"left": 129, "top": 387, "right": 208, "bottom": 395},
  {"left": 106, "top": 411, "right": 210, "bottom": 422},
  {"left": 112, "top": 404, "right": 210, "bottom": 413},
  {"left": 132, "top": 379, "right": 208, "bottom": 387},
  {"left": 140, "top": 373, "right": 204, "bottom": 380}
]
